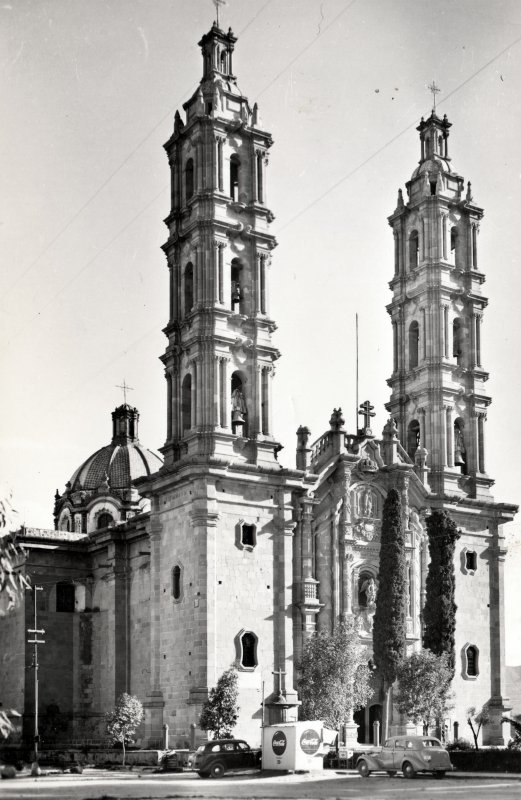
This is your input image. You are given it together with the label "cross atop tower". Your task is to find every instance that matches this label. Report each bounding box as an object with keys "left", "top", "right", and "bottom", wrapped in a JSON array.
[
  {"left": 358, "top": 400, "right": 375, "bottom": 434},
  {"left": 428, "top": 80, "right": 441, "bottom": 112},
  {"left": 116, "top": 380, "right": 134, "bottom": 405}
]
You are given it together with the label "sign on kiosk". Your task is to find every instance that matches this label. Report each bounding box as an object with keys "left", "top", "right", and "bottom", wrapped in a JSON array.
[{"left": 262, "top": 721, "right": 324, "bottom": 771}]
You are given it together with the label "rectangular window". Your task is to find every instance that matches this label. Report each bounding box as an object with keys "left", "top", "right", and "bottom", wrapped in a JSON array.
[{"left": 56, "top": 583, "right": 75, "bottom": 613}]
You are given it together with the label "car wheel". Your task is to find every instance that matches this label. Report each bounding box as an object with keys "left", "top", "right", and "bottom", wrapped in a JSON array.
[
  {"left": 357, "top": 760, "right": 371, "bottom": 778},
  {"left": 402, "top": 761, "right": 415, "bottom": 779},
  {"left": 434, "top": 771, "right": 446, "bottom": 779},
  {"left": 387, "top": 771, "right": 397, "bottom": 777},
  {"left": 209, "top": 762, "right": 226, "bottom": 779}
]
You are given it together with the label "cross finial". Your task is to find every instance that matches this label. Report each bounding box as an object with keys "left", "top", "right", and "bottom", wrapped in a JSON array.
[
  {"left": 272, "top": 667, "right": 286, "bottom": 695},
  {"left": 212, "top": 0, "right": 226, "bottom": 26},
  {"left": 116, "top": 380, "right": 134, "bottom": 405},
  {"left": 428, "top": 80, "right": 440, "bottom": 112},
  {"left": 358, "top": 400, "right": 376, "bottom": 432}
]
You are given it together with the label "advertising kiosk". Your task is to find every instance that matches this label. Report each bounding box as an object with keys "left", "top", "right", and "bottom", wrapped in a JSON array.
[{"left": 262, "top": 721, "right": 324, "bottom": 772}]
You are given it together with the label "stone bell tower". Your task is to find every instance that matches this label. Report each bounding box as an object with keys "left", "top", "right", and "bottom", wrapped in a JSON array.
[
  {"left": 386, "top": 108, "right": 491, "bottom": 500},
  {"left": 138, "top": 23, "right": 303, "bottom": 749},
  {"left": 161, "top": 22, "right": 280, "bottom": 468},
  {"left": 386, "top": 105, "right": 517, "bottom": 744}
]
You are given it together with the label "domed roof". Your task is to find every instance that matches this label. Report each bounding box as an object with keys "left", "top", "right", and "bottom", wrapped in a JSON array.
[{"left": 68, "top": 404, "right": 162, "bottom": 491}]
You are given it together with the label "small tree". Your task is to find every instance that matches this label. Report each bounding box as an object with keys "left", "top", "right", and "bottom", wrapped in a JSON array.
[
  {"left": 199, "top": 667, "right": 239, "bottom": 739},
  {"left": 105, "top": 693, "right": 144, "bottom": 765},
  {"left": 372, "top": 488, "right": 407, "bottom": 740},
  {"left": 422, "top": 510, "right": 460, "bottom": 674},
  {"left": 395, "top": 650, "right": 453, "bottom": 735},
  {"left": 297, "top": 618, "right": 373, "bottom": 729},
  {"left": 0, "top": 488, "right": 29, "bottom": 740},
  {"left": 466, "top": 705, "right": 490, "bottom": 750}
]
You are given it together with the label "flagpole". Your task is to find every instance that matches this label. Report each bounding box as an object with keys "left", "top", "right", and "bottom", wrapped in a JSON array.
[{"left": 355, "top": 313, "right": 359, "bottom": 433}]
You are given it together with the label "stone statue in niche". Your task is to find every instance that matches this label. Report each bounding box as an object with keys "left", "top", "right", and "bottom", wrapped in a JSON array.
[
  {"left": 358, "top": 576, "right": 378, "bottom": 636},
  {"left": 353, "top": 486, "right": 379, "bottom": 541},
  {"left": 362, "top": 488, "right": 374, "bottom": 518},
  {"left": 231, "top": 387, "right": 247, "bottom": 415},
  {"left": 361, "top": 576, "right": 377, "bottom": 607}
]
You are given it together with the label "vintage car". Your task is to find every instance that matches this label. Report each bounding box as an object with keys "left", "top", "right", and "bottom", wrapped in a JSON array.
[
  {"left": 192, "top": 738, "right": 261, "bottom": 778},
  {"left": 356, "top": 735, "right": 453, "bottom": 779}
]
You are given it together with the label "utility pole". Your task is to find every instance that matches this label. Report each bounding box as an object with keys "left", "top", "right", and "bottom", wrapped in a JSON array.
[{"left": 27, "top": 585, "right": 45, "bottom": 762}]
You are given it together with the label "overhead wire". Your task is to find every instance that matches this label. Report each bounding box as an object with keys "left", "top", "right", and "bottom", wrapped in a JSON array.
[{"left": 2, "top": 0, "right": 274, "bottom": 302}]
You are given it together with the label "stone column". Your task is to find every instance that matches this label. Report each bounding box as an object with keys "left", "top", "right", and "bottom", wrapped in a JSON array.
[
  {"left": 143, "top": 514, "right": 165, "bottom": 746},
  {"left": 486, "top": 526, "right": 510, "bottom": 745}
]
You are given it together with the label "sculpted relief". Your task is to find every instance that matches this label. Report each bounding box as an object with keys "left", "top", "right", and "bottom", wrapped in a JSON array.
[{"left": 352, "top": 485, "right": 381, "bottom": 542}]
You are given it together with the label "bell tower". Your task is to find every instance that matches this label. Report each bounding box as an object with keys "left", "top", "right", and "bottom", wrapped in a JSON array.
[
  {"left": 139, "top": 23, "right": 303, "bottom": 749},
  {"left": 161, "top": 22, "right": 280, "bottom": 468},
  {"left": 386, "top": 109, "right": 491, "bottom": 499},
  {"left": 386, "top": 106, "right": 517, "bottom": 744}
]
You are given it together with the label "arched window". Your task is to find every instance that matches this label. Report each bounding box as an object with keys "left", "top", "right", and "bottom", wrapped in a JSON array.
[
  {"left": 56, "top": 582, "right": 75, "bottom": 613},
  {"left": 407, "top": 419, "right": 420, "bottom": 460},
  {"left": 230, "top": 154, "right": 240, "bottom": 202},
  {"left": 182, "top": 374, "right": 192, "bottom": 433},
  {"left": 230, "top": 258, "right": 242, "bottom": 311},
  {"left": 240, "top": 631, "right": 257, "bottom": 669},
  {"left": 172, "top": 565, "right": 182, "bottom": 600},
  {"left": 185, "top": 158, "right": 194, "bottom": 201},
  {"left": 409, "top": 230, "right": 419, "bottom": 269},
  {"left": 450, "top": 226, "right": 458, "bottom": 265},
  {"left": 454, "top": 417, "right": 467, "bottom": 473},
  {"left": 231, "top": 372, "right": 247, "bottom": 435},
  {"left": 465, "top": 645, "right": 478, "bottom": 678},
  {"left": 97, "top": 512, "right": 113, "bottom": 530},
  {"left": 409, "top": 321, "right": 419, "bottom": 369},
  {"left": 184, "top": 263, "right": 194, "bottom": 315},
  {"left": 453, "top": 318, "right": 463, "bottom": 364}
]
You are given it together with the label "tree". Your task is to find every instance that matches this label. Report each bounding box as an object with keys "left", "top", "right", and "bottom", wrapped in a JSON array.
[
  {"left": 297, "top": 618, "right": 373, "bottom": 729},
  {"left": 395, "top": 650, "right": 453, "bottom": 735},
  {"left": 422, "top": 510, "right": 460, "bottom": 673},
  {"left": 0, "top": 488, "right": 29, "bottom": 740},
  {"left": 105, "top": 693, "right": 144, "bottom": 765},
  {"left": 372, "top": 488, "right": 407, "bottom": 740},
  {"left": 199, "top": 667, "right": 239, "bottom": 739},
  {"left": 466, "top": 705, "right": 489, "bottom": 750}
]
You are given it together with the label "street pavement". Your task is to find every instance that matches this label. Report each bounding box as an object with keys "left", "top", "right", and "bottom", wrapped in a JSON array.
[{"left": 1, "top": 768, "right": 521, "bottom": 799}]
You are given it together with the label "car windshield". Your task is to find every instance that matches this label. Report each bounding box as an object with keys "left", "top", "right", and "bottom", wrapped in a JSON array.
[{"left": 423, "top": 739, "right": 442, "bottom": 748}]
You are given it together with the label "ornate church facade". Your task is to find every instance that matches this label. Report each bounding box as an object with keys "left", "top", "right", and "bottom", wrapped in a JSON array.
[{"left": 1, "top": 24, "right": 516, "bottom": 750}]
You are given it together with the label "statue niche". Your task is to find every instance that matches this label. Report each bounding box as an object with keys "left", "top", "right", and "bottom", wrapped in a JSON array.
[{"left": 353, "top": 485, "right": 379, "bottom": 541}]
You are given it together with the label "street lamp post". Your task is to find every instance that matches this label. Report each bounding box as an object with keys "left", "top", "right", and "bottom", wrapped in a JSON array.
[{"left": 27, "top": 585, "right": 45, "bottom": 762}]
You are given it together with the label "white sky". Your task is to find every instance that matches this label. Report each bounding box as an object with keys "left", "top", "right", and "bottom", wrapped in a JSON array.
[{"left": 2, "top": 0, "right": 521, "bottom": 661}]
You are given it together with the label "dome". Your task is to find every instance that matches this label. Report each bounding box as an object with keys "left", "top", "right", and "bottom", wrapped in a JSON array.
[
  {"left": 54, "top": 404, "right": 163, "bottom": 533},
  {"left": 69, "top": 441, "right": 162, "bottom": 491},
  {"left": 68, "top": 404, "right": 162, "bottom": 490}
]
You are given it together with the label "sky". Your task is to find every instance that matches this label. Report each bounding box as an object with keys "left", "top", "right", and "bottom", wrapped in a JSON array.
[{"left": 2, "top": 0, "right": 521, "bottom": 660}]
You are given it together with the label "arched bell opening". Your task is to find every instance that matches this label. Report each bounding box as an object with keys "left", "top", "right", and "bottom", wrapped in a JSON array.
[
  {"left": 454, "top": 417, "right": 467, "bottom": 474},
  {"left": 407, "top": 419, "right": 420, "bottom": 461},
  {"left": 181, "top": 374, "right": 192, "bottom": 434},
  {"left": 231, "top": 371, "right": 248, "bottom": 436}
]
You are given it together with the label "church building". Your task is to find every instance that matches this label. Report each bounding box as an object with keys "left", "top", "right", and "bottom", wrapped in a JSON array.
[{"left": 1, "top": 22, "right": 516, "bottom": 750}]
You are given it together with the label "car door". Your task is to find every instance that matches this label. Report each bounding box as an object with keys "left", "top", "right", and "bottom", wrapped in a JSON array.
[
  {"left": 234, "top": 741, "right": 251, "bottom": 768},
  {"left": 393, "top": 738, "right": 406, "bottom": 770},
  {"left": 378, "top": 739, "right": 395, "bottom": 770},
  {"left": 221, "top": 742, "right": 237, "bottom": 769}
]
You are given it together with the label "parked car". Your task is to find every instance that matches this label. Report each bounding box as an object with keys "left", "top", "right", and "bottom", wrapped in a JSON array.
[
  {"left": 356, "top": 735, "right": 453, "bottom": 779},
  {"left": 192, "top": 739, "right": 261, "bottom": 778}
]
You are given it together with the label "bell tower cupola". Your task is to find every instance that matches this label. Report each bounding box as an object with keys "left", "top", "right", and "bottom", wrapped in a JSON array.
[
  {"left": 386, "top": 110, "right": 492, "bottom": 500},
  {"left": 160, "top": 24, "right": 280, "bottom": 468}
]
